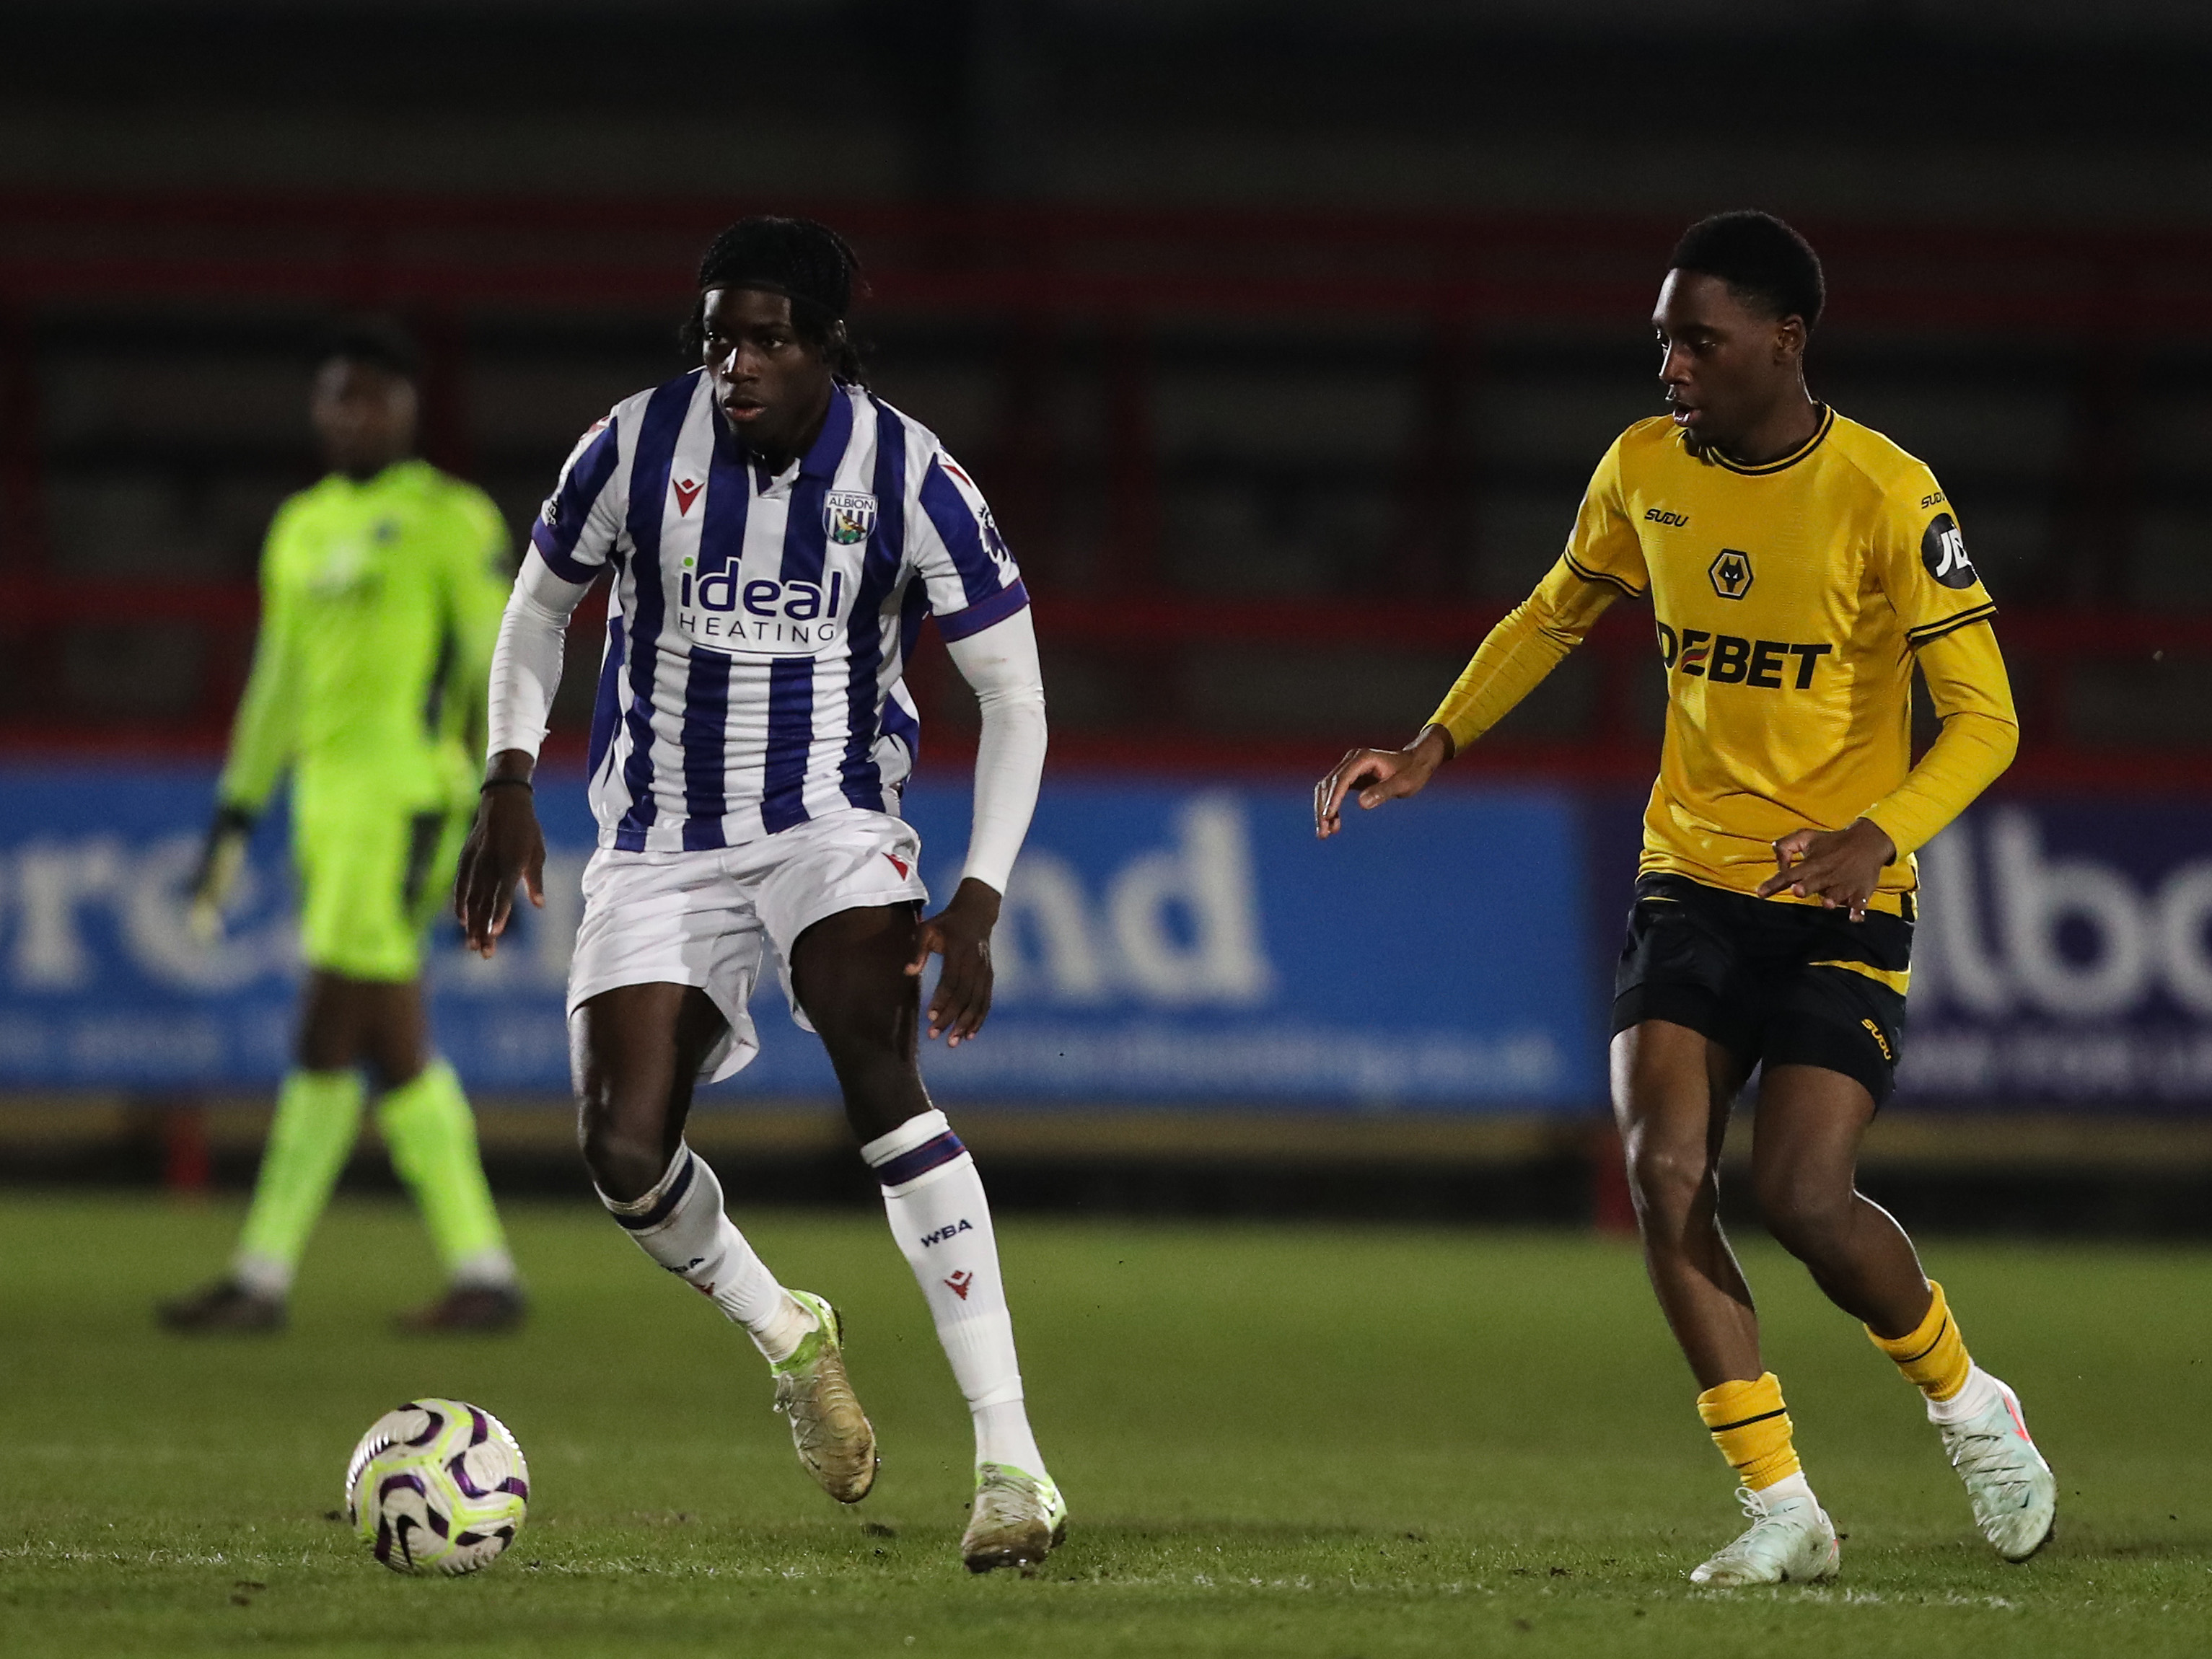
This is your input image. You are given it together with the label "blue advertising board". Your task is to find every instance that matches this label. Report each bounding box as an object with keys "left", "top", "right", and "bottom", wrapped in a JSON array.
[
  {"left": 0, "top": 765, "right": 1602, "bottom": 1109},
  {"left": 1903, "top": 802, "right": 2212, "bottom": 1105}
]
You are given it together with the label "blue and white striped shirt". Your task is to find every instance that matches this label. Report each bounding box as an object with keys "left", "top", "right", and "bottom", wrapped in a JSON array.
[{"left": 532, "top": 373, "right": 1029, "bottom": 853}]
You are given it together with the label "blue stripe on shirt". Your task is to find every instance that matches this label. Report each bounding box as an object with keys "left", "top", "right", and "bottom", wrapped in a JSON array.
[
  {"left": 680, "top": 651, "right": 731, "bottom": 849},
  {"left": 587, "top": 613, "right": 626, "bottom": 782},
  {"left": 530, "top": 418, "right": 621, "bottom": 582},
  {"left": 936, "top": 576, "right": 1030, "bottom": 641},
  {"left": 612, "top": 374, "right": 695, "bottom": 850},
  {"left": 677, "top": 414, "right": 750, "bottom": 849},
  {"left": 918, "top": 457, "right": 1009, "bottom": 607},
  {"left": 759, "top": 388, "right": 848, "bottom": 834},
  {"left": 840, "top": 400, "right": 910, "bottom": 811}
]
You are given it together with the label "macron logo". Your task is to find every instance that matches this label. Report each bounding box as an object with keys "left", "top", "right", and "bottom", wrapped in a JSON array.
[
  {"left": 944, "top": 1270, "right": 975, "bottom": 1300},
  {"left": 672, "top": 478, "right": 703, "bottom": 516},
  {"left": 920, "top": 1219, "right": 973, "bottom": 1248}
]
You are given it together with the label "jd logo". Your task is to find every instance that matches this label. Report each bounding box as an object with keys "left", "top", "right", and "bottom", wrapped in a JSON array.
[
  {"left": 1709, "top": 547, "right": 1754, "bottom": 600},
  {"left": 920, "top": 1220, "right": 975, "bottom": 1248},
  {"left": 1922, "top": 513, "right": 1975, "bottom": 589}
]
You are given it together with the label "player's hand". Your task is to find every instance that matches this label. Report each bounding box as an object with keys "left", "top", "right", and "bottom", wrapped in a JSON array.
[
  {"left": 187, "top": 806, "right": 256, "bottom": 944},
  {"left": 455, "top": 765, "right": 545, "bottom": 958},
  {"left": 908, "top": 877, "right": 1000, "bottom": 1048},
  {"left": 1315, "top": 725, "right": 1454, "bottom": 839},
  {"left": 1756, "top": 817, "right": 1897, "bottom": 922}
]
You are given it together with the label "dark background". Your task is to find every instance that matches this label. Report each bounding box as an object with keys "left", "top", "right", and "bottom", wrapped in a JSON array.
[{"left": 3, "top": 0, "right": 2210, "bottom": 1225}]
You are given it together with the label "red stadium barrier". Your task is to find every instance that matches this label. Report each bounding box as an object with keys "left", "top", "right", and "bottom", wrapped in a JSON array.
[{"left": 1, "top": 191, "right": 2206, "bottom": 785}]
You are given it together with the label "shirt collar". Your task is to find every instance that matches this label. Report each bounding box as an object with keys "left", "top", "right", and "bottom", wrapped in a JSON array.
[
  {"left": 797, "top": 382, "right": 855, "bottom": 481},
  {"left": 734, "top": 382, "right": 854, "bottom": 494}
]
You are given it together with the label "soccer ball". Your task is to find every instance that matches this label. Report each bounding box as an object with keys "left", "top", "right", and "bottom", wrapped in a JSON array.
[{"left": 345, "top": 1398, "right": 530, "bottom": 1576}]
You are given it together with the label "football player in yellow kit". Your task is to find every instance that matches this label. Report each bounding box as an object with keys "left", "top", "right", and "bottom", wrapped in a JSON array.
[{"left": 1317, "top": 213, "right": 2055, "bottom": 1584}]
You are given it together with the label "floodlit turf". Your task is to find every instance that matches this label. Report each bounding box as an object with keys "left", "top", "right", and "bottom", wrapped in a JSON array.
[{"left": 1, "top": 1195, "right": 2208, "bottom": 1657}]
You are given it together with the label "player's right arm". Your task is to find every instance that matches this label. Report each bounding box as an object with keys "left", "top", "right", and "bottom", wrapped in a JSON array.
[
  {"left": 456, "top": 411, "right": 625, "bottom": 956},
  {"left": 1315, "top": 437, "right": 1644, "bottom": 837},
  {"left": 190, "top": 506, "right": 307, "bottom": 933}
]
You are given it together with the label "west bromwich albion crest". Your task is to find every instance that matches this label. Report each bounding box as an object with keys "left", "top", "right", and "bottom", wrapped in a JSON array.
[{"left": 824, "top": 490, "right": 877, "bottom": 545}]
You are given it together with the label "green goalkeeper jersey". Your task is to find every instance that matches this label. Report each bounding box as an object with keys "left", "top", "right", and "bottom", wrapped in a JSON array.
[{"left": 218, "top": 459, "right": 512, "bottom": 819}]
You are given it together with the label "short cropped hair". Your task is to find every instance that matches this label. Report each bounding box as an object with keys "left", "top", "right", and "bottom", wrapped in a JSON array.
[
  {"left": 320, "top": 316, "right": 422, "bottom": 382},
  {"left": 1669, "top": 211, "right": 1825, "bottom": 331}
]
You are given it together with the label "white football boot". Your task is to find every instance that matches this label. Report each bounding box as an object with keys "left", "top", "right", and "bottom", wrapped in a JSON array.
[
  {"left": 960, "top": 1464, "right": 1068, "bottom": 1573},
  {"left": 1931, "top": 1367, "right": 2056, "bottom": 1562},
  {"left": 1689, "top": 1479, "right": 1840, "bottom": 1587}
]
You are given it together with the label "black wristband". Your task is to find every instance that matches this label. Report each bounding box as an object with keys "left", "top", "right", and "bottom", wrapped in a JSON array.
[{"left": 480, "top": 777, "right": 533, "bottom": 795}]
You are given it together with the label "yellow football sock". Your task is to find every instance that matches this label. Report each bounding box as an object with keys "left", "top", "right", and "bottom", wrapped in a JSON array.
[
  {"left": 1696, "top": 1372, "right": 1801, "bottom": 1492},
  {"left": 1867, "top": 1280, "right": 1972, "bottom": 1403}
]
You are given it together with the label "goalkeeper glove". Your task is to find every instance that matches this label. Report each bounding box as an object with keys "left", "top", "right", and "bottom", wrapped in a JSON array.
[{"left": 188, "top": 804, "right": 258, "bottom": 943}]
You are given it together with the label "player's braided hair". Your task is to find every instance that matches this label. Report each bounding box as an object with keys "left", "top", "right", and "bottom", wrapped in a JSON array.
[
  {"left": 683, "top": 216, "right": 870, "bottom": 386},
  {"left": 1669, "top": 211, "right": 1826, "bottom": 332}
]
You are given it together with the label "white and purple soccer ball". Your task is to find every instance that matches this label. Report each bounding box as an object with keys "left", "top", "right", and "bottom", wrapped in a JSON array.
[{"left": 345, "top": 1398, "right": 530, "bottom": 1576}]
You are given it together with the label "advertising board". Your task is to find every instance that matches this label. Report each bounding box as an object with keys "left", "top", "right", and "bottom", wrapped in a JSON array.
[{"left": 0, "top": 767, "right": 1602, "bottom": 1109}]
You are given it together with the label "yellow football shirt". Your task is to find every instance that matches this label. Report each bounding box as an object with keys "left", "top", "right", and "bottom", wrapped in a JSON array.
[{"left": 1430, "top": 407, "right": 2015, "bottom": 915}]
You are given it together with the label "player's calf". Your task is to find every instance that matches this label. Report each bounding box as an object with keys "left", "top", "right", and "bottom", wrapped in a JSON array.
[{"left": 598, "top": 1142, "right": 877, "bottom": 1504}]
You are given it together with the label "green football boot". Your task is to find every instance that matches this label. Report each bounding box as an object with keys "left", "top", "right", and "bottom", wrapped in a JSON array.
[
  {"left": 769, "top": 1292, "right": 878, "bottom": 1504},
  {"left": 961, "top": 1463, "right": 1068, "bottom": 1573}
]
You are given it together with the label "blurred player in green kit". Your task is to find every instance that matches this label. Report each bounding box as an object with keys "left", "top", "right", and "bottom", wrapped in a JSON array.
[{"left": 158, "top": 321, "right": 525, "bottom": 1335}]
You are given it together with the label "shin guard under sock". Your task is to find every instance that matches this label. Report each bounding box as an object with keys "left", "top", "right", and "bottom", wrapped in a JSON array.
[
  {"left": 1868, "top": 1280, "right": 1975, "bottom": 1404},
  {"left": 377, "top": 1059, "right": 515, "bottom": 1288},
  {"left": 598, "top": 1144, "right": 808, "bottom": 1360},
  {"left": 232, "top": 1069, "right": 366, "bottom": 1296},
  {"left": 863, "top": 1109, "right": 1045, "bottom": 1475},
  {"left": 1697, "top": 1372, "right": 1804, "bottom": 1493}
]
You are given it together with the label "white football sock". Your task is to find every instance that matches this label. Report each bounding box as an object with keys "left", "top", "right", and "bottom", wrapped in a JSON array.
[
  {"left": 863, "top": 1109, "right": 1045, "bottom": 1476},
  {"left": 1754, "top": 1471, "right": 1816, "bottom": 1508},
  {"left": 1926, "top": 1363, "right": 2001, "bottom": 1425},
  {"left": 598, "top": 1143, "right": 814, "bottom": 1363}
]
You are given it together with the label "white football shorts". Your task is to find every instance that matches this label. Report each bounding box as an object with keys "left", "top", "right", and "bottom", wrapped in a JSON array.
[{"left": 566, "top": 808, "right": 929, "bottom": 1082}]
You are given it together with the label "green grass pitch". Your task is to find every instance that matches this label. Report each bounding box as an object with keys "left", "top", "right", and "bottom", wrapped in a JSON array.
[{"left": 2, "top": 1193, "right": 2208, "bottom": 1657}]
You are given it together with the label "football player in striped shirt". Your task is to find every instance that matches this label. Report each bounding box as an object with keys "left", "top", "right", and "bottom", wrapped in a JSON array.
[
  {"left": 455, "top": 218, "right": 1062, "bottom": 1572},
  {"left": 1318, "top": 212, "right": 2054, "bottom": 1585}
]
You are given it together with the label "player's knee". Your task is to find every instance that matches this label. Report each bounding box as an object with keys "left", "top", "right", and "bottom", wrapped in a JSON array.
[
  {"left": 1624, "top": 1135, "right": 1713, "bottom": 1224},
  {"left": 575, "top": 1095, "right": 668, "bottom": 1203},
  {"left": 1754, "top": 1164, "right": 1853, "bottom": 1262}
]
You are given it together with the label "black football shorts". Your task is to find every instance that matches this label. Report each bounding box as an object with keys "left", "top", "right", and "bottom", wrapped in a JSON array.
[{"left": 1610, "top": 873, "right": 1912, "bottom": 1106}]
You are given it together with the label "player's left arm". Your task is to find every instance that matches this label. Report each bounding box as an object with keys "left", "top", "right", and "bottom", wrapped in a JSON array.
[
  {"left": 907, "top": 444, "right": 1045, "bottom": 1046},
  {"left": 1758, "top": 471, "right": 2017, "bottom": 917}
]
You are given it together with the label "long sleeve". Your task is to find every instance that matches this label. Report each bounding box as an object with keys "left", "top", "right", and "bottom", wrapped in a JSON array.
[
  {"left": 486, "top": 550, "right": 592, "bottom": 761},
  {"left": 1860, "top": 620, "right": 2019, "bottom": 860},
  {"left": 943, "top": 606, "right": 1047, "bottom": 895},
  {"left": 443, "top": 487, "right": 517, "bottom": 762},
  {"left": 215, "top": 538, "right": 303, "bottom": 815},
  {"left": 1426, "top": 555, "right": 1621, "bottom": 752}
]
